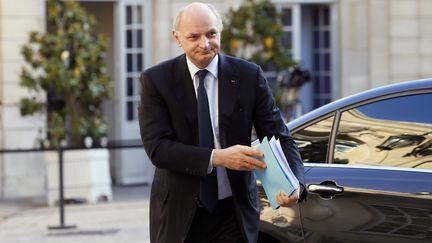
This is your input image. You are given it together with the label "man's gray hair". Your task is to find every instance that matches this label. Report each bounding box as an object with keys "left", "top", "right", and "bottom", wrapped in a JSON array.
[{"left": 173, "top": 3, "right": 224, "bottom": 32}]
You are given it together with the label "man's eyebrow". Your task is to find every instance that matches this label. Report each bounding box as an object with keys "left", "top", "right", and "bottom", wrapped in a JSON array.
[{"left": 185, "top": 32, "right": 198, "bottom": 37}]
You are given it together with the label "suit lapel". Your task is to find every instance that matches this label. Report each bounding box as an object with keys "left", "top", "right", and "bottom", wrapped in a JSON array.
[
  {"left": 173, "top": 55, "right": 198, "bottom": 133},
  {"left": 218, "top": 54, "right": 239, "bottom": 148}
]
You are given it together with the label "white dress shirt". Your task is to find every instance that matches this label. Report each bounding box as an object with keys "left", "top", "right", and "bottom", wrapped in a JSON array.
[{"left": 186, "top": 55, "right": 233, "bottom": 200}]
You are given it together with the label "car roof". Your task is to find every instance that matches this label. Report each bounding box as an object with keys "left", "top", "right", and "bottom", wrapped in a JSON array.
[{"left": 287, "top": 78, "right": 432, "bottom": 130}]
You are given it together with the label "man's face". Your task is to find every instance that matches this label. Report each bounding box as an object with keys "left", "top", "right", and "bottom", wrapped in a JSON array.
[{"left": 173, "top": 7, "right": 220, "bottom": 69}]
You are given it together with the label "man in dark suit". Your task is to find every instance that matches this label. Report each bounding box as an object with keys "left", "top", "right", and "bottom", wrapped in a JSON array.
[{"left": 138, "top": 2, "right": 306, "bottom": 243}]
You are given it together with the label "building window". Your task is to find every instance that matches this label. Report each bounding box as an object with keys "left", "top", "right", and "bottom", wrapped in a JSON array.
[
  {"left": 272, "top": 2, "right": 335, "bottom": 113},
  {"left": 312, "top": 5, "right": 332, "bottom": 108},
  {"left": 280, "top": 7, "right": 293, "bottom": 54},
  {"left": 125, "top": 5, "right": 144, "bottom": 121},
  {"left": 263, "top": 6, "right": 294, "bottom": 88}
]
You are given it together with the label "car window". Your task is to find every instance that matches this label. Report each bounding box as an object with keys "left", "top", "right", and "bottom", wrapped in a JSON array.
[
  {"left": 292, "top": 116, "right": 334, "bottom": 163},
  {"left": 333, "top": 93, "right": 432, "bottom": 169}
]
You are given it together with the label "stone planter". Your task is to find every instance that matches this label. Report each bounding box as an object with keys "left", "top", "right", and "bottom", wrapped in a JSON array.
[{"left": 45, "top": 148, "right": 112, "bottom": 206}]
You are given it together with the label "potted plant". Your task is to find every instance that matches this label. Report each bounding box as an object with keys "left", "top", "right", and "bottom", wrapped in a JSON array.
[
  {"left": 221, "top": 0, "right": 311, "bottom": 121},
  {"left": 19, "top": 0, "right": 113, "bottom": 205}
]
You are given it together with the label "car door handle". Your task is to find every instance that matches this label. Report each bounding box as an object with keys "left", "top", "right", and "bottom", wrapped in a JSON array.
[{"left": 307, "top": 180, "right": 344, "bottom": 199}]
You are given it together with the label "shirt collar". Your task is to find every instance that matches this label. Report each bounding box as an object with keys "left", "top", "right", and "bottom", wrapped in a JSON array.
[{"left": 186, "top": 54, "right": 219, "bottom": 80}]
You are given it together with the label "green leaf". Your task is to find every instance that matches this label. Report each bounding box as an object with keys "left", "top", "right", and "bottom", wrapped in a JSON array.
[{"left": 19, "top": 97, "right": 45, "bottom": 116}]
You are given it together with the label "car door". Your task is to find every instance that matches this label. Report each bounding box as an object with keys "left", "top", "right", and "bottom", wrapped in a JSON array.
[
  {"left": 257, "top": 113, "right": 335, "bottom": 243},
  {"left": 298, "top": 92, "right": 432, "bottom": 243}
]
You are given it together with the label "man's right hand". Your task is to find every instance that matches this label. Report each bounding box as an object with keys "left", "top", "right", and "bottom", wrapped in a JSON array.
[{"left": 212, "top": 145, "right": 266, "bottom": 171}]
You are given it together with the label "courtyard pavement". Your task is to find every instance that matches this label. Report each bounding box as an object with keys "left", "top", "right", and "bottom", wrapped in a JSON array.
[{"left": 0, "top": 185, "right": 151, "bottom": 243}]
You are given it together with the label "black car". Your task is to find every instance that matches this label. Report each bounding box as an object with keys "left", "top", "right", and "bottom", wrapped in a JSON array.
[{"left": 258, "top": 79, "right": 432, "bottom": 243}]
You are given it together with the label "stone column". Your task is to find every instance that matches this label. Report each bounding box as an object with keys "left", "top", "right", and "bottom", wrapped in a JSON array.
[
  {"left": 419, "top": 0, "right": 432, "bottom": 78},
  {"left": 0, "top": 0, "right": 46, "bottom": 199}
]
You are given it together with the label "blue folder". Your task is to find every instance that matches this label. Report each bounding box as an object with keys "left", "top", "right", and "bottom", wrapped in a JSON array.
[{"left": 254, "top": 136, "right": 298, "bottom": 209}]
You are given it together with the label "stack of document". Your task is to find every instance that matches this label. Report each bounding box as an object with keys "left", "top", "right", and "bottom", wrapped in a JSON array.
[{"left": 254, "top": 136, "right": 299, "bottom": 209}]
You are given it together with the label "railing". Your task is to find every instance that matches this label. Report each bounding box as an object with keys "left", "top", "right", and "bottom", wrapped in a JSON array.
[{"left": 0, "top": 139, "right": 144, "bottom": 230}]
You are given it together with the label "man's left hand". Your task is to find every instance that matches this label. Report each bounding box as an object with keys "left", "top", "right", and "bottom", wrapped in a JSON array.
[{"left": 276, "top": 188, "right": 299, "bottom": 208}]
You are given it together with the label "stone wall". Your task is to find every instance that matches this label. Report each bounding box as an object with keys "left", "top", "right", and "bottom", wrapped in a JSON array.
[
  {"left": 0, "top": 0, "right": 46, "bottom": 199},
  {"left": 340, "top": 0, "right": 432, "bottom": 97}
]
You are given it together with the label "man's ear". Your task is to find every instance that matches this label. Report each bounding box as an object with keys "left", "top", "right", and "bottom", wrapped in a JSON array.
[{"left": 172, "top": 29, "right": 181, "bottom": 47}]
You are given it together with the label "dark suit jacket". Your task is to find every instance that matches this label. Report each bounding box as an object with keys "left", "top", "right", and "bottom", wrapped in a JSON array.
[{"left": 138, "top": 53, "right": 305, "bottom": 243}]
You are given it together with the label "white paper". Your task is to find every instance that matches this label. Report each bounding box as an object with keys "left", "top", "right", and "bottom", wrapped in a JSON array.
[{"left": 269, "top": 137, "right": 300, "bottom": 190}]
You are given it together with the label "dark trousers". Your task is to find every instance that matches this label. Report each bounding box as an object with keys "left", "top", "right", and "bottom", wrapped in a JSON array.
[{"left": 184, "top": 197, "right": 246, "bottom": 243}]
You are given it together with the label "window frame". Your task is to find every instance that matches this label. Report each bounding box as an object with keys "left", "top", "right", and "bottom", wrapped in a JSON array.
[
  {"left": 291, "top": 112, "right": 338, "bottom": 164},
  {"left": 331, "top": 90, "right": 432, "bottom": 169},
  {"left": 291, "top": 89, "right": 432, "bottom": 168}
]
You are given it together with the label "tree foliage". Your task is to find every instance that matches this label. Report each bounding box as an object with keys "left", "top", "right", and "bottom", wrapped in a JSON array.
[
  {"left": 221, "top": 0, "right": 294, "bottom": 71},
  {"left": 20, "top": 0, "right": 112, "bottom": 147}
]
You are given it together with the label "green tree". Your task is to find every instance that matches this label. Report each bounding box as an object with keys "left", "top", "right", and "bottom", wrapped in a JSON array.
[
  {"left": 20, "top": 0, "right": 112, "bottom": 147},
  {"left": 221, "top": 0, "right": 294, "bottom": 71}
]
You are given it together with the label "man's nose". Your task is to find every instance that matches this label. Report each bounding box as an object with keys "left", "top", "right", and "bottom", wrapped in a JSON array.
[{"left": 199, "top": 36, "right": 210, "bottom": 48}]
